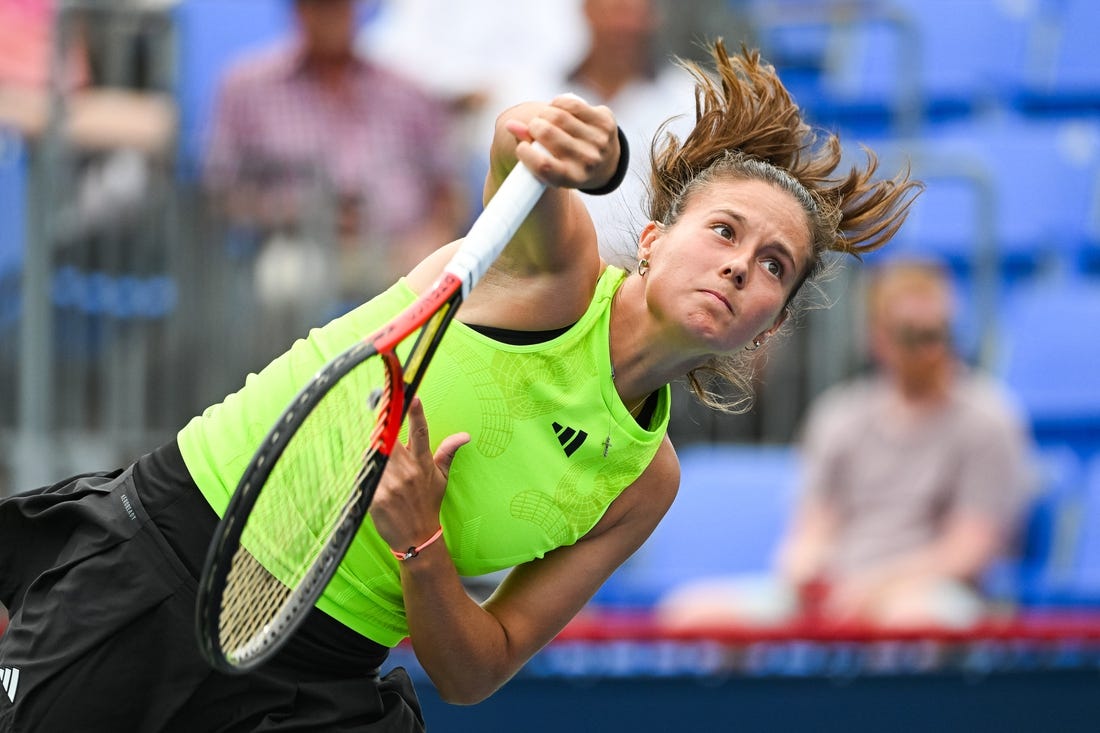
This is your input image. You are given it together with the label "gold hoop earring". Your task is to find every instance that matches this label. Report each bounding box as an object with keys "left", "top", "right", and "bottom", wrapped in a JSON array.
[
  {"left": 744, "top": 338, "right": 762, "bottom": 352},
  {"left": 638, "top": 258, "right": 649, "bottom": 276}
]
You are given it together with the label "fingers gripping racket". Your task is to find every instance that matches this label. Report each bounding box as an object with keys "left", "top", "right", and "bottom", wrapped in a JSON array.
[{"left": 196, "top": 152, "right": 547, "bottom": 674}]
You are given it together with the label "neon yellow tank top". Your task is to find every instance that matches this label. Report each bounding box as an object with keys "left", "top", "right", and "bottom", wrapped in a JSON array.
[{"left": 178, "top": 266, "right": 670, "bottom": 646}]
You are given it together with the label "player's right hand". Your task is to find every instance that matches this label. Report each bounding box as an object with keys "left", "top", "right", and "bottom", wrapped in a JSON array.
[
  {"left": 503, "top": 94, "right": 620, "bottom": 192},
  {"left": 369, "top": 397, "right": 469, "bottom": 555}
]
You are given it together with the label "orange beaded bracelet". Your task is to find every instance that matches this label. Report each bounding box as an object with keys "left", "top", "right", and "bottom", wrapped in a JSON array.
[{"left": 392, "top": 526, "right": 444, "bottom": 561}]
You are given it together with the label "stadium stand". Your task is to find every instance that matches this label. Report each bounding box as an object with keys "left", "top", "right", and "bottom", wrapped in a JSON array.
[
  {"left": 1016, "top": 0, "right": 1100, "bottom": 114},
  {"left": 996, "top": 276, "right": 1100, "bottom": 458},
  {"left": 594, "top": 444, "right": 800, "bottom": 607}
]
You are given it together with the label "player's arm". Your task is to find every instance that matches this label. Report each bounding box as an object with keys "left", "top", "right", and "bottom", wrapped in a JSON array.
[
  {"left": 414, "top": 439, "right": 677, "bottom": 705},
  {"left": 485, "top": 95, "right": 619, "bottom": 275},
  {"left": 405, "top": 95, "right": 621, "bottom": 331},
  {"left": 374, "top": 412, "right": 679, "bottom": 704}
]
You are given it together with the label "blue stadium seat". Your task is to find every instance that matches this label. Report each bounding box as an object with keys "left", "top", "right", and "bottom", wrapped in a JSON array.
[
  {"left": 172, "top": 0, "right": 293, "bottom": 177},
  {"left": 866, "top": 114, "right": 1100, "bottom": 276},
  {"left": 1018, "top": 0, "right": 1100, "bottom": 113},
  {"left": 593, "top": 444, "right": 800, "bottom": 607},
  {"left": 867, "top": 157, "right": 990, "bottom": 272},
  {"left": 0, "top": 129, "right": 26, "bottom": 329},
  {"left": 743, "top": 0, "right": 847, "bottom": 116},
  {"left": 1086, "top": 176, "right": 1100, "bottom": 272},
  {"left": 1018, "top": 453, "right": 1100, "bottom": 607},
  {"left": 1070, "top": 457, "right": 1100, "bottom": 599},
  {"left": 995, "top": 446, "right": 1085, "bottom": 605},
  {"left": 996, "top": 278, "right": 1100, "bottom": 456},
  {"left": 861, "top": 0, "right": 1034, "bottom": 116},
  {"left": 752, "top": 0, "right": 1038, "bottom": 129}
]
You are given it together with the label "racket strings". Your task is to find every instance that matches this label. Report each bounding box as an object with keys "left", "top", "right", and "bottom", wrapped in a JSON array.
[
  {"left": 220, "top": 550, "right": 288, "bottom": 657},
  {"left": 217, "top": 359, "right": 392, "bottom": 658}
]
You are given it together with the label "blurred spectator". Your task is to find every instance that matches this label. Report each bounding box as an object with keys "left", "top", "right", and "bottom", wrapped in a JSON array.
[
  {"left": 0, "top": 0, "right": 174, "bottom": 152},
  {"left": 365, "top": 0, "right": 743, "bottom": 267},
  {"left": 0, "top": 0, "right": 88, "bottom": 95},
  {"left": 657, "top": 259, "right": 1037, "bottom": 629},
  {"left": 548, "top": 0, "right": 699, "bottom": 266},
  {"left": 0, "top": 0, "right": 175, "bottom": 232},
  {"left": 475, "top": 0, "right": 708, "bottom": 266},
  {"left": 202, "top": 0, "right": 465, "bottom": 306},
  {"left": 360, "top": 0, "right": 586, "bottom": 107}
]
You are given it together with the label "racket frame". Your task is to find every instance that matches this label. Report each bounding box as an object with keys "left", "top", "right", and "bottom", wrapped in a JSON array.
[{"left": 197, "top": 156, "right": 546, "bottom": 673}]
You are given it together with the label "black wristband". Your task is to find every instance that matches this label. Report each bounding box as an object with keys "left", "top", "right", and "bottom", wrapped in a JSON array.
[{"left": 580, "top": 127, "right": 630, "bottom": 196}]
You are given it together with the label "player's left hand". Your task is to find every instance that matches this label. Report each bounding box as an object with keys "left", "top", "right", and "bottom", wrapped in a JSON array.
[{"left": 369, "top": 397, "right": 469, "bottom": 554}]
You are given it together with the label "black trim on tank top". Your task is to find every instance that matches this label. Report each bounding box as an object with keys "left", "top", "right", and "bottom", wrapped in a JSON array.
[
  {"left": 466, "top": 321, "right": 658, "bottom": 428},
  {"left": 635, "top": 392, "right": 658, "bottom": 429},
  {"left": 465, "top": 321, "right": 575, "bottom": 345}
]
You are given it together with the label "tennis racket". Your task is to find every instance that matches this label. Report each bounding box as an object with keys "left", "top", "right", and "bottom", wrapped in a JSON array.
[{"left": 196, "top": 150, "right": 548, "bottom": 674}]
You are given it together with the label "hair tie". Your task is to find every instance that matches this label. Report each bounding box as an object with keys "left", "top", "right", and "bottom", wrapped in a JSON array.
[{"left": 392, "top": 526, "right": 444, "bottom": 561}]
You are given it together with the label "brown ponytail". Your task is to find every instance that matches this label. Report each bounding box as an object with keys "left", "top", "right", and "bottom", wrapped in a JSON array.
[{"left": 648, "top": 41, "right": 923, "bottom": 411}]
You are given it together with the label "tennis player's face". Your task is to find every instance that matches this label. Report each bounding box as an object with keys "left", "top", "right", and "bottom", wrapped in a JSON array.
[{"left": 640, "top": 178, "right": 811, "bottom": 354}]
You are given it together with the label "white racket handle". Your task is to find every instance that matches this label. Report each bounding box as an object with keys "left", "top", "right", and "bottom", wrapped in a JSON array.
[{"left": 444, "top": 143, "right": 549, "bottom": 296}]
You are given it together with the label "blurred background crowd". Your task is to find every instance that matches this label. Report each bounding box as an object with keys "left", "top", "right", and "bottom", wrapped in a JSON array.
[{"left": 2, "top": 0, "right": 1099, "bottom": 630}]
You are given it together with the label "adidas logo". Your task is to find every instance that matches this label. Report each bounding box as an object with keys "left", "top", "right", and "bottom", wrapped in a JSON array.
[
  {"left": 552, "top": 422, "right": 588, "bottom": 457},
  {"left": 1, "top": 666, "right": 18, "bottom": 704}
]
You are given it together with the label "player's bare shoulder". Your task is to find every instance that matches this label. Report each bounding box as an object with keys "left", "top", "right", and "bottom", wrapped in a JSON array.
[{"left": 638, "top": 438, "right": 681, "bottom": 518}]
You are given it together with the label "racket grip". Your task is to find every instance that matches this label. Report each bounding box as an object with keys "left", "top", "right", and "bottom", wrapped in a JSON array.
[{"left": 444, "top": 144, "right": 549, "bottom": 295}]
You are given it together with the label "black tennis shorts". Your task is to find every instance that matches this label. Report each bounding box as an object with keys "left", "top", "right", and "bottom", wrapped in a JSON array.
[{"left": 0, "top": 462, "right": 425, "bottom": 732}]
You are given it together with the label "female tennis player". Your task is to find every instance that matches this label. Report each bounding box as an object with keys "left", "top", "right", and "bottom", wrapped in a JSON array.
[{"left": 0, "top": 43, "right": 919, "bottom": 731}]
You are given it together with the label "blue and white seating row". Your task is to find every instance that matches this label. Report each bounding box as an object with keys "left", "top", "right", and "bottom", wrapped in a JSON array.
[
  {"left": 995, "top": 277, "right": 1100, "bottom": 458},
  {"left": 746, "top": 0, "right": 1100, "bottom": 130},
  {"left": 1014, "top": 452, "right": 1100, "bottom": 607},
  {"left": 861, "top": 113, "right": 1100, "bottom": 278}
]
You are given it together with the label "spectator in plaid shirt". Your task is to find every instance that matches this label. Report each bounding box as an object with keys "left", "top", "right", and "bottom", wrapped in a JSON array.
[{"left": 203, "top": 0, "right": 466, "bottom": 306}]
